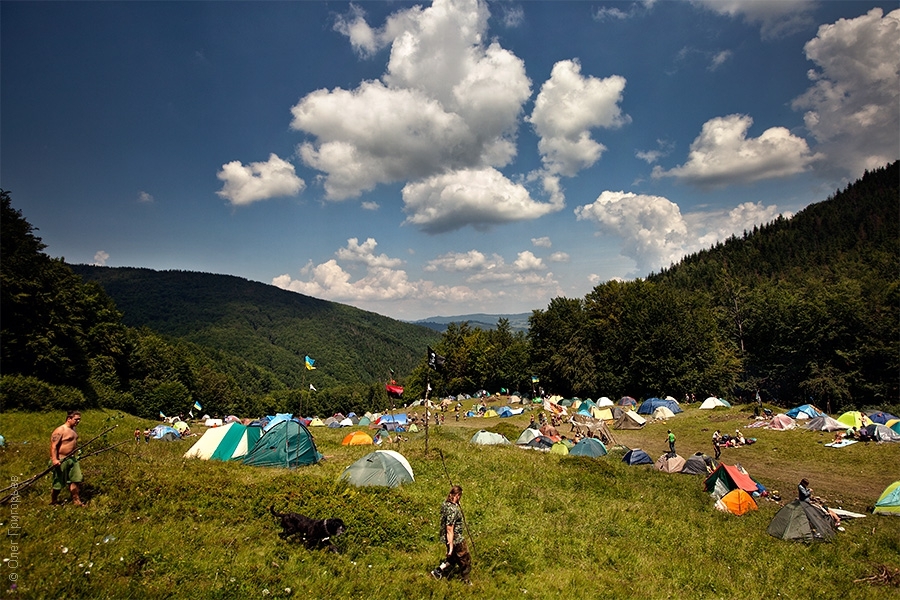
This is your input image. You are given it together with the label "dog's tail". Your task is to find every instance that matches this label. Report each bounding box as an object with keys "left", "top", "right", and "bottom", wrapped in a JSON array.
[{"left": 269, "top": 505, "right": 285, "bottom": 518}]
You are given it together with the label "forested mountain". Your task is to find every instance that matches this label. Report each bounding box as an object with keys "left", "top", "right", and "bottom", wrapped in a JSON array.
[
  {"left": 420, "top": 162, "right": 898, "bottom": 413},
  {"left": 68, "top": 266, "right": 440, "bottom": 390}
]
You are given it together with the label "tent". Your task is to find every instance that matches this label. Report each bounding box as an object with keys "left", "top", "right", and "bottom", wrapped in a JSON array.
[
  {"left": 614, "top": 410, "right": 646, "bottom": 430},
  {"left": 263, "top": 413, "right": 293, "bottom": 432},
  {"left": 618, "top": 396, "right": 637, "bottom": 408},
  {"left": 525, "top": 436, "right": 554, "bottom": 450},
  {"left": 515, "top": 428, "right": 542, "bottom": 445},
  {"left": 357, "top": 416, "right": 371, "bottom": 426},
  {"left": 768, "top": 414, "right": 797, "bottom": 430},
  {"left": 539, "top": 424, "right": 560, "bottom": 439},
  {"left": 549, "top": 442, "right": 569, "bottom": 455},
  {"left": 470, "top": 430, "right": 511, "bottom": 445},
  {"left": 681, "top": 453, "right": 714, "bottom": 475},
  {"left": 785, "top": 404, "right": 825, "bottom": 420},
  {"left": 715, "top": 489, "right": 758, "bottom": 516},
  {"left": 873, "top": 481, "right": 900, "bottom": 516},
  {"left": 172, "top": 421, "right": 189, "bottom": 433},
  {"left": 568, "top": 438, "right": 608, "bottom": 457},
  {"left": 184, "top": 422, "right": 262, "bottom": 461},
  {"left": 704, "top": 464, "right": 761, "bottom": 498},
  {"left": 150, "top": 425, "right": 180, "bottom": 441},
  {"left": 804, "top": 416, "right": 850, "bottom": 432},
  {"left": 767, "top": 500, "right": 836, "bottom": 542},
  {"left": 652, "top": 406, "right": 676, "bottom": 420},
  {"left": 868, "top": 411, "right": 899, "bottom": 425},
  {"left": 864, "top": 423, "right": 900, "bottom": 442},
  {"left": 836, "top": 411, "right": 868, "bottom": 429},
  {"left": 637, "top": 398, "right": 682, "bottom": 415},
  {"left": 655, "top": 453, "right": 686, "bottom": 473},
  {"left": 339, "top": 417, "right": 354, "bottom": 427},
  {"left": 699, "top": 397, "right": 728, "bottom": 410},
  {"left": 342, "top": 431, "right": 374, "bottom": 446},
  {"left": 482, "top": 409, "right": 499, "bottom": 419},
  {"left": 622, "top": 448, "right": 652, "bottom": 465},
  {"left": 339, "top": 450, "right": 414, "bottom": 488},
  {"left": 241, "top": 420, "right": 322, "bottom": 468},
  {"left": 497, "top": 406, "right": 513, "bottom": 418},
  {"left": 308, "top": 418, "right": 325, "bottom": 427},
  {"left": 377, "top": 413, "right": 408, "bottom": 425},
  {"left": 597, "top": 397, "right": 614, "bottom": 407}
]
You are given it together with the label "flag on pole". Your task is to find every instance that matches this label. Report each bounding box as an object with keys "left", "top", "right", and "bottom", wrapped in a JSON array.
[
  {"left": 309, "top": 384, "right": 317, "bottom": 392},
  {"left": 531, "top": 376, "right": 539, "bottom": 384},
  {"left": 159, "top": 411, "right": 166, "bottom": 419},
  {"left": 193, "top": 401, "right": 202, "bottom": 411},
  {"left": 427, "top": 347, "right": 445, "bottom": 371},
  {"left": 305, "top": 355, "right": 316, "bottom": 370}
]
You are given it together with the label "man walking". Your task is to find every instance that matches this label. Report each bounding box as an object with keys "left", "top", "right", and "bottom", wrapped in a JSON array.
[
  {"left": 49, "top": 410, "right": 84, "bottom": 506},
  {"left": 666, "top": 430, "right": 676, "bottom": 454}
]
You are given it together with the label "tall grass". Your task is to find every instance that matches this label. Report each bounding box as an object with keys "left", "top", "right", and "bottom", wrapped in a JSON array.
[{"left": 0, "top": 406, "right": 897, "bottom": 599}]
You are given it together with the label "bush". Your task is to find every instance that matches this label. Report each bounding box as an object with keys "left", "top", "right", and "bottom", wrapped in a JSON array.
[{"left": 0, "top": 374, "right": 88, "bottom": 410}]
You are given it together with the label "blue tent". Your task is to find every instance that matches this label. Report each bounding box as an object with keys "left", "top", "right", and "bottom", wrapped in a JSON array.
[
  {"left": 263, "top": 413, "right": 293, "bottom": 432},
  {"left": 785, "top": 404, "right": 825, "bottom": 419},
  {"left": 868, "top": 411, "right": 899, "bottom": 425},
  {"left": 622, "top": 448, "right": 652, "bottom": 465},
  {"left": 497, "top": 406, "right": 514, "bottom": 418},
  {"left": 150, "top": 425, "right": 180, "bottom": 440},
  {"left": 378, "top": 413, "right": 408, "bottom": 425},
  {"left": 637, "top": 398, "right": 682, "bottom": 415}
]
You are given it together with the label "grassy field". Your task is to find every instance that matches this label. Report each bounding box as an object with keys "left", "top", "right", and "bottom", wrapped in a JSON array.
[{"left": 0, "top": 403, "right": 898, "bottom": 600}]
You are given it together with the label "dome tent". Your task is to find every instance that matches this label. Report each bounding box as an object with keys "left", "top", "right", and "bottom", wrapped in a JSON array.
[
  {"left": 241, "top": 420, "right": 322, "bottom": 468},
  {"left": 339, "top": 450, "right": 414, "bottom": 488}
]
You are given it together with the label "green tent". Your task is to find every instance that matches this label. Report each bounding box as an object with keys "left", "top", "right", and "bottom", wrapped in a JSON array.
[
  {"left": 339, "top": 450, "right": 414, "bottom": 488},
  {"left": 767, "top": 500, "right": 836, "bottom": 542},
  {"left": 874, "top": 481, "right": 900, "bottom": 516},
  {"left": 241, "top": 420, "right": 322, "bottom": 468}
]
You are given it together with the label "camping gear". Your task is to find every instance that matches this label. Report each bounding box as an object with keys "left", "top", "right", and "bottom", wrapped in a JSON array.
[
  {"left": 568, "top": 438, "right": 607, "bottom": 457},
  {"left": 618, "top": 396, "right": 637, "bottom": 408},
  {"left": 681, "top": 453, "right": 714, "bottom": 475},
  {"left": 867, "top": 411, "right": 898, "bottom": 425},
  {"left": 805, "top": 416, "right": 850, "bottom": 432},
  {"left": 613, "top": 410, "right": 646, "bottom": 430},
  {"left": 342, "top": 431, "right": 374, "bottom": 446},
  {"left": 785, "top": 404, "right": 825, "bottom": 420},
  {"left": 715, "top": 489, "right": 758, "bottom": 515},
  {"left": 864, "top": 423, "right": 900, "bottom": 442},
  {"left": 637, "top": 398, "right": 682, "bottom": 416},
  {"left": 241, "top": 420, "right": 322, "bottom": 468},
  {"left": 339, "top": 450, "right": 414, "bottom": 488},
  {"left": 549, "top": 441, "right": 569, "bottom": 455},
  {"left": 515, "top": 428, "right": 542, "bottom": 445},
  {"left": 836, "top": 411, "right": 867, "bottom": 429},
  {"left": 184, "top": 422, "right": 262, "bottom": 460},
  {"left": 525, "top": 435, "right": 554, "bottom": 450},
  {"left": 873, "top": 481, "right": 900, "bottom": 516},
  {"left": 172, "top": 421, "right": 189, "bottom": 433},
  {"left": 150, "top": 425, "right": 180, "bottom": 441},
  {"left": 470, "top": 430, "right": 511, "bottom": 445},
  {"left": 768, "top": 414, "right": 797, "bottom": 430},
  {"left": 652, "top": 406, "right": 676, "bottom": 420},
  {"left": 767, "top": 500, "right": 836, "bottom": 542},
  {"left": 622, "top": 448, "right": 652, "bottom": 465},
  {"left": 655, "top": 453, "right": 685, "bottom": 473},
  {"left": 597, "top": 397, "right": 614, "bottom": 407},
  {"left": 699, "top": 397, "right": 728, "bottom": 410},
  {"left": 704, "top": 464, "right": 761, "bottom": 498}
]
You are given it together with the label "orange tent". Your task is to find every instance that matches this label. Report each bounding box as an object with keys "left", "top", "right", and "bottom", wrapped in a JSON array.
[
  {"left": 342, "top": 431, "right": 374, "bottom": 446},
  {"left": 716, "top": 488, "right": 758, "bottom": 516}
]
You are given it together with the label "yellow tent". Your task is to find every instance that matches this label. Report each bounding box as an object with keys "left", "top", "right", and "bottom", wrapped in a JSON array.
[{"left": 482, "top": 409, "right": 499, "bottom": 418}]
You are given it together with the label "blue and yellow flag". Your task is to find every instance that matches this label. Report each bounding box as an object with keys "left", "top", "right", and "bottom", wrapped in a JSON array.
[
  {"left": 305, "top": 355, "right": 316, "bottom": 370},
  {"left": 193, "top": 401, "right": 202, "bottom": 411},
  {"left": 531, "top": 376, "right": 539, "bottom": 384}
]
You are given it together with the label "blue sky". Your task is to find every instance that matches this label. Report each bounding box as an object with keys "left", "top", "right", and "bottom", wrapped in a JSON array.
[{"left": 3, "top": 1, "right": 898, "bottom": 321}]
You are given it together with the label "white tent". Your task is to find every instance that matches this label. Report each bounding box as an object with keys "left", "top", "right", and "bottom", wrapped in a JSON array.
[
  {"left": 699, "top": 397, "right": 728, "bottom": 410},
  {"left": 597, "top": 397, "right": 614, "bottom": 407},
  {"left": 515, "top": 428, "right": 542, "bottom": 445},
  {"left": 652, "top": 406, "right": 676, "bottom": 420},
  {"left": 183, "top": 422, "right": 260, "bottom": 461}
]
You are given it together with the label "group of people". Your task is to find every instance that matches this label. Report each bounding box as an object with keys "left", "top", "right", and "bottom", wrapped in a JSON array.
[{"left": 798, "top": 478, "right": 842, "bottom": 529}]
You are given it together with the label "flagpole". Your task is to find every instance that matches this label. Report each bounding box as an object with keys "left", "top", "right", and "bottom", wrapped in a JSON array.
[{"left": 424, "top": 371, "right": 430, "bottom": 455}]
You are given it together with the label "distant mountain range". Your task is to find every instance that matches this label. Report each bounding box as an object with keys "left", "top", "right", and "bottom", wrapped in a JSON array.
[{"left": 411, "top": 313, "right": 532, "bottom": 333}]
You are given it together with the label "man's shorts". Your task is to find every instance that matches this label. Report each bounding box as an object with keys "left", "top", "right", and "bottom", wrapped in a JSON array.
[{"left": 50, "top": 457, "right": 83, "bottom": 490}]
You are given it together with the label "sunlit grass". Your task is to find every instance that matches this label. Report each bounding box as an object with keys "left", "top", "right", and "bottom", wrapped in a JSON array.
[{"left": 0, "top": 406, "right": 897, "bottom": 599}]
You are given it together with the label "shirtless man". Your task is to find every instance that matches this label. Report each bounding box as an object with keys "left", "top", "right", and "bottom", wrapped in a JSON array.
[{"left": 50, "top": 411, "right": 84, "bottom": 506}]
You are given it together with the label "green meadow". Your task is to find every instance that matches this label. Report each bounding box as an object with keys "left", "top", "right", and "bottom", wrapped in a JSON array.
[{"left": 1, "top": 404, "right": 898, "bottom": 600}]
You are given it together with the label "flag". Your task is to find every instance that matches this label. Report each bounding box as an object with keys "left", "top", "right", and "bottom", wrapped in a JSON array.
[
  {"left": 193, "top": 401, "right": 202, "bottom": 411},
  {"left": 500, "top": 388, "right": 508, "bottom": 394},
  {"left": 310, "top": 384, "right": 317, "bottom": 392},
  {"left": 427, "top": 347, "right": 445, "bottom": 371},
  {"left": 159, "top": 411, "right": 166, "bottom": 419},
  {"left": 305, "top": 355, "right": 316, "bottom": 370},
  {"left": 531, "top": 376, "right": 539, "bottom": 384},
  {"left": 427, "top": 383, "right": 432, "bottom": 392},
  {"left": 188, "top": 410, "right": 194, "bottom": 419}
]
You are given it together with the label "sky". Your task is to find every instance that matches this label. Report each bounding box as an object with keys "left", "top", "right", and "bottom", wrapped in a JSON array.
[{"left": 2, "top": 1, "right": 898, "bottom": 322}]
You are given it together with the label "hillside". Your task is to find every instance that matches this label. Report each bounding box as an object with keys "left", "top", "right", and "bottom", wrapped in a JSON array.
[
  {"left": 412, "top": 312, "right": 532, "bottom": 333},
  {"left": 69, "top": 266, "right": 440, "bottom": 389}
]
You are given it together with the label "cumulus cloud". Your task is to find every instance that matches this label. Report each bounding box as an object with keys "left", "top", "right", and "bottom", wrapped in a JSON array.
[
  {"left": 425, "top": 249, "right": 494, "bottom": 272},
  {"left": 548, "top": 251, "right": 569, "bottom": 263},
  {"left": 361, "top": 201, "right": 380, "bottom": 211},
  {"left": 792, "top": 8, "right": 900, "bottom": 176},
  {"left": 401, "top": 167, "right": 563, "bottom": 233},
  {"left": 652, "top": 114, "right": 820, "bottom": 187},
  {"left": 528, "top": 59, "right": 630, "bottom": 177},
  {"left": 216, "top": 154, "right": 305, "bottom": 206},
  {"left": 692, "top": 0, "right": 816, "bottom": 38},
  {"left": 575, "top": 190, "right": 783, "bottom": 275},
  {"left": 292, "top": 0, "right": 531, "bottom": 205},
  {"left": 93, "top": 251, "right": 110, "bottom": 266},
  {"left": 531, "top": 236, "right": 552, "bottom": 248},
  {"left": 425, "top": 247, "right": 559, "bottom": 289},
  {"left": 137, "top": 191, "right": 154, "bottom": 203}
]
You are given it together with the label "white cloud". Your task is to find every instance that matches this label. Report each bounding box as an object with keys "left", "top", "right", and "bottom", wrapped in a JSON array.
[
  {"left": 361, "top": 201, "right": 380, "bottom": 211},
  {"left": 575, "top": 190, "right": 784, "bottom": 275},
  {"left": 336, "top": 237, "right": 404, "bottom": 268},
  {"left": 93, "top": 251, "right": 109, "bottom": 266},
  {"left": 401, "top": 167, "right": 563, "bottom": 233},
  {"left": 548, "top": 251, "right": 569, "bottom": 263},
  {"left": 531, "top": 236, "right": 552, "bottom": 248},
  {"left": 513, "top": 250, "right": 543, "bottom": 272},
  {"left": 792, "top": 8, "right": 900, "bottom": 176},
  {"left": 528, "top": 59, "right": 630, "bottom": 177},
  {"left": 652, "top": 114, "right": 820, "bottom": 187},
  {"left": 137, "top": 191, "right": 154, "bottom": 203},
  {"left": 293, "top": 0, "right": 531, "bottom": 203},
  {"left": 708, "top": 50, "right": 732, "bottom": 71},
  {"left": 425, "top": 249, "right": 494, "bottom": 272},
  {"left": 692, "top": 0, "right": 816, "bottom": 38},
  {"left": 636, "top": 139, "right": 674, "bottom": 164},
  {"left": 216, "top": 154, "right": 305, "bottom": 206},
  {"left": 499, "top": 4, "right": 524, "bottom": 28}
]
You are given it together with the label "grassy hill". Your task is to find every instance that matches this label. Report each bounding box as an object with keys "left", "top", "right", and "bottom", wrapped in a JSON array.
[
  {"left": 68, "top": 266, "right": 441, "bottom": 389},
  {"left": 2, "top": 403, "right": 897, "bottom": 599}
]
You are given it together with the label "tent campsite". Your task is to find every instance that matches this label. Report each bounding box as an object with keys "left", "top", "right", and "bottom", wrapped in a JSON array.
[
  {"left": 704, "top": 464, "right": 761, "bottom": 498},
  {"left": 339, "top": 450, "right": 414, "bottom": 488},
  {"left": 568, "top": 438, "right": 608, "bottom": 458},
  {"left": 515, "top": 428, "right": 543, "bottom": 446},
  {"left": 637, "top": 398, "right": 682, "bottom": 416},
  {"left": 622, "top": 448, "right": 652, "bottom": 465},
  {"left": 655, "top": 453, "right": 686, "bottom": 473},
  {"left": 715, "top": 489, "right": 758, "bottom": 516},
  {"left": 470, "top": 430, "right": 512, "bottom": 445},
  {"left": 767, "top": 500, "right": 836, "bottom": 542},
  {"left": 241, "top": 419, "right": 322, "bottom": 468},
  {"left": 613, "top": 410, "right": 646, "bottom": 430},
  {"left": 681, "top": 453, "right": 714, "bottom": 475},
  {"left": 873, "top": 481, "right": 900, "bottom": 516},
  {"left": 183, "top": 422, "right": 262, "bottom": 461},
  {"left": 341, "top": 430, "right": 374, "bottom": 446}
]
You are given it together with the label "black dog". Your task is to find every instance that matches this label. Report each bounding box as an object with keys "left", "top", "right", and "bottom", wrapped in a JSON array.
[{"left": 270, "top": 506, "right": 346, "bottom": 552}]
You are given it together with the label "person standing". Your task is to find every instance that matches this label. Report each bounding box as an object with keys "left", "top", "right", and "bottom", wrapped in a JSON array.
[
  {"left": 430, "top": 485, "right": 471, "bottom": 584},
  {"left": 712, "top": 430, "right": 721, "bottom": 460},
  {"left": 49, "top": 411, "right": 84, "bottom": 506},
  {"left": 666, "top": 430, "right": 676, "bottom": 454}
]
